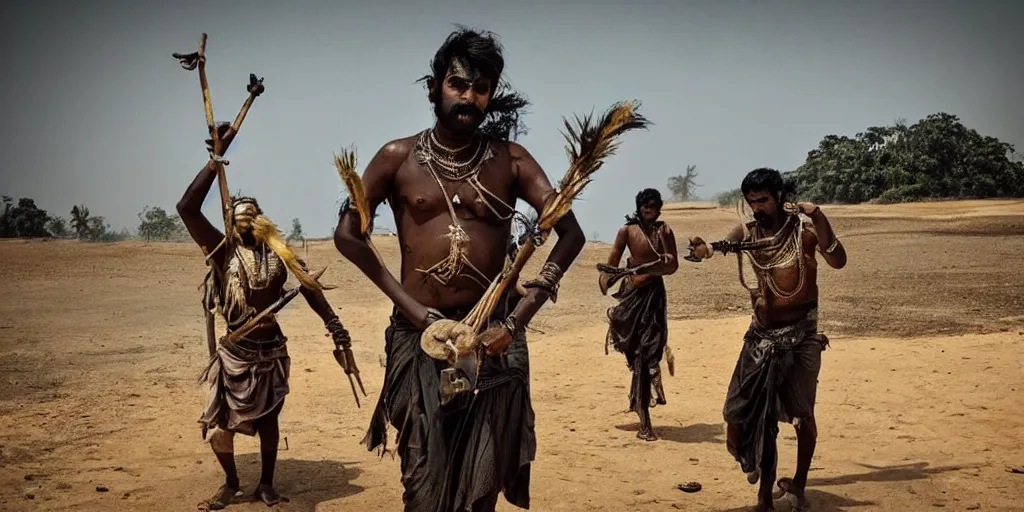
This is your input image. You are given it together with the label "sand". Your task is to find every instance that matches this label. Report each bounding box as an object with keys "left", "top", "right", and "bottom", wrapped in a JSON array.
[{"left": 1, "top": 199, "right": 1022, "bottom": 511}]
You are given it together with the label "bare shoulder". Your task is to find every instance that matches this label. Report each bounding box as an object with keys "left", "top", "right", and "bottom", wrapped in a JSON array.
[
  {"left": 505, "top": 140, "right": 530, "bottom": 158},
  {"left": 505, "top": 141, "right": 543, "bottom": 173},
  {"left": 374, "top": 135, "right": 417, "bottom": 166}
]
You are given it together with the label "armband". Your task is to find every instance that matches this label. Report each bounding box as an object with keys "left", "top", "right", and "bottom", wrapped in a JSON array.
[{"left": 522, "top": 262, "right": 565, "bottom": 303}]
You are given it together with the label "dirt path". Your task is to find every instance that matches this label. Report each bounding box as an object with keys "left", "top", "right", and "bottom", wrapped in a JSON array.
[{"left": 2, "top": 200, "right": 1023, "bottom": 511}]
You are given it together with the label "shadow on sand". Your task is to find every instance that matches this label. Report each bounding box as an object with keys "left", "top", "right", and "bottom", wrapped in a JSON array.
[
  {"left": 718, "top": 461, "right": 977, "bottom": 511},
  {"left": 808, "top": 461, "right": 976, "bottom": 487},
  {"left": 218, "top": 454, "right": 365, "bottom": 511},
  {"left": 717, "top": 489, "right": 876, "bottom": 511},
  {"left": 615, "top": 422, "right": 725, "bottom": 444}
]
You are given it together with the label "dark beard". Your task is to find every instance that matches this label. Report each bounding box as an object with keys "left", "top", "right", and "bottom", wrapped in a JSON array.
[{"left": 435, "top": 101, "right": 484, "bottom": 135}]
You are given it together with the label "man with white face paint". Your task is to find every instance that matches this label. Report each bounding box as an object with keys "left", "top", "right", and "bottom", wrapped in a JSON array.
[{"left": 177, "top": 124, "right": 360, "bottom": 510}]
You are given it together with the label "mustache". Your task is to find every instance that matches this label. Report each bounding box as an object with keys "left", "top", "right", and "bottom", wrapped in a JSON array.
[
  {"left": 449, "top": 102, "right": 485, "bottom": 120},
  {"left": 753, "top": 211, "right": 770, "bottom": 221}
]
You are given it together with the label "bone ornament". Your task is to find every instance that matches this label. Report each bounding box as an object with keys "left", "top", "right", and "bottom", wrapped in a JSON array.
[{"left": 420, "top": 319, "right": 477, "bottom": 363}]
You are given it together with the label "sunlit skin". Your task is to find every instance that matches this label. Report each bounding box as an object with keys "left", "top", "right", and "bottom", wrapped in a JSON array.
[
  {"left": 606, "top": 200, "right": 678, "bottom": 297},
  {"left": 603, "top": 199, "right": 679, "bottom": 440},
  {"left": 334, "top": 60, "right": 585, "bottom": 334},
  {"left": 176, "top": 133, "right": 350, "bottom": 508},
  {"left": 688, "top": 188, "right": 846, "bottom": 511},
  {"left": 332, "top": 56, "right": 585, "bottom": 512}
]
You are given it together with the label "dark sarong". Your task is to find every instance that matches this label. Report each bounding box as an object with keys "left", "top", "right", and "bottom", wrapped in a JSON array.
[
  {"left": 198, "top": 334, "right": 290, "bottom": 438},
  {"left": 605, "top": 276, "right": 669, "bottom": 414},
  {"left": 363, "top": 298, "right": 536, "bottom": 512},
  {"left": 722, "top": 307, "right": 827, "bottom": 478}
]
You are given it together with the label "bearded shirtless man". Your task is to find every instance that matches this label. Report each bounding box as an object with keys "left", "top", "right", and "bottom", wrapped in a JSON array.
[
  {"left": 598, "top": 188, "right": 679, "bottom": 441},
  {"left": 334, "top": 28, "right": 585, "bottom": 512},
  {"left": 178, "top": 126, "right": 358, "bottom": 510},
  {"left": 688, "top": 168, "right": 847, "bottom": 511}
]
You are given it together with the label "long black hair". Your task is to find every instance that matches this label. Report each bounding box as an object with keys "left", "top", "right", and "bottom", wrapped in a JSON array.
[{"left": 418, "top": 26, "right": 530, "bottom": 141}]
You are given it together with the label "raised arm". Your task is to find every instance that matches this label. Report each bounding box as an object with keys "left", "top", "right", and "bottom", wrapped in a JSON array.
[
  {"left": 334, "top": 140, "right": 433, "bottom": 329},
  {"left": 176, "top": 124, "right": 238, "bottom": 267},
  {"left": 510, "top": 142, "right": 586, "bottom": 326},
  {"left": 798, "top": 202, "right": 847, "bottom": 269}
]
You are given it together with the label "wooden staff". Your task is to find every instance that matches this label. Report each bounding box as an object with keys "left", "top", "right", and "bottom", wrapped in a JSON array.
[
  {"left": 174, "top": 34, "right": 265, "bottom": 357},
  {"left": 173, "top": 34, "right": 266, "bottom": 261},
  {"left": 222, "top": 288, "right": 301, "bottom": 347}
]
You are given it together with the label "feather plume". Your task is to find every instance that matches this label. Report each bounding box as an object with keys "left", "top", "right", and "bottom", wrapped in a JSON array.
[
  {"left": 540, "top": 101, "right": 651, "bottom": 230},
  {"left": 250, "top": 215, "right": 332, "bottom": 291},
  {"left": 423, "top": 100, "right": 649, "bottom": 362},
  {"left": 333, "top": 147, "right": 371, "bottom": 236}
]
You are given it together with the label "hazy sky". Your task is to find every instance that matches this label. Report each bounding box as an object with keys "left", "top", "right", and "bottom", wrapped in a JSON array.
[{"left": 1, "top": 0, "right": 1021, "bottom": 240}]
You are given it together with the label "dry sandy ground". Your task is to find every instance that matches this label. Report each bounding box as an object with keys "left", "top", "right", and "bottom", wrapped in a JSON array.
[{"left": 1, "top": 199, "right": 1023, "bottom": 512}]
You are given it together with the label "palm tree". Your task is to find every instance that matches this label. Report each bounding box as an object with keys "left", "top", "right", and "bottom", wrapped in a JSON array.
[{"left": 70, "top": 205, "right": 91, "bottom": 239}]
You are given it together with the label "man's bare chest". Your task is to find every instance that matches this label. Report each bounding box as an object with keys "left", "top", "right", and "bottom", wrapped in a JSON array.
[
  {"left": 393, "top": 157, "right": 517, "bottom": 223},
  {"left": 626, "top": 225, "right": 663, "bottom": 257}
]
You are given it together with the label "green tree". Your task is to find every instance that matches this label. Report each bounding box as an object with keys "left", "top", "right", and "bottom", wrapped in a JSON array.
[
  {"left": 0, "top": 196, "right": 52, "bottom": 238},
  {"left": 787, "top": 112, "right": 1024, "bottom": 204},
  {"left": 70, "top": 205, "right": 91, "bottom": 239},
  {"left": 287, "top": 218, "right": 304, "bottom": 242},
  {"left": 714, "top": 188, "right": 744, "bottom": 207},
  {"left": 667, "top": 165, "right": 700, "bottom": 201},
  {"left": 47, "top": 216, "right": 70, "bottom": 238},
  {"left": 137, "top": 206, "right": 185, "bottom": 241},
  {"left": 0, "top": 196, "right": 13, "bottom": 236}
]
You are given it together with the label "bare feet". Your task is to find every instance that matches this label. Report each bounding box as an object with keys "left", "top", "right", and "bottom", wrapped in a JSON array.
[
  {"left": 755, "top": 488, "right": 777, "bottom": 511},
  {"left": 774, "top": 477, "right": 807, "bottom": 510},
  {"left": 636, "top": 427, "right": 658, "bottom": 441},
  {"left": 198, "top": 483, "right": 239, "bottom": 511},
  {"left": 253, "top": 483, "right": 288, "bottom": 506}
]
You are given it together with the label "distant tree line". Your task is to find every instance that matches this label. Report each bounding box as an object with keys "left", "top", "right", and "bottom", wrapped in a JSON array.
[
  {"left": 0, "top": 198, "right": 189, "bottom": 242},
  {"left": 0, "top": 197, "right": 322, "bottom": 246},
  {"left": 715, "top": 112, "right": 1024, "bottom": 206}
]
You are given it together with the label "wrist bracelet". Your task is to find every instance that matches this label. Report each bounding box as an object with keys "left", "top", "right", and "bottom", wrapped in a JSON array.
[
  {"left": 824, "top": 237, "right": 840, "bottom": 254},
  {"left": 523, "top": 262, "right": 565, "bottom": 303},
  {"left": 503, "top": 314, "right": 521, "bottom": 337}
]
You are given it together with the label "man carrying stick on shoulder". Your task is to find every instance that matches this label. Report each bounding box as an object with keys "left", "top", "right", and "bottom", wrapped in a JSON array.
[
  {"left": 598, "top": 188, "right": 679, "bottom": 441},
  {"left": 687, "top": 168, "right": 847, "bottom": 511}
]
